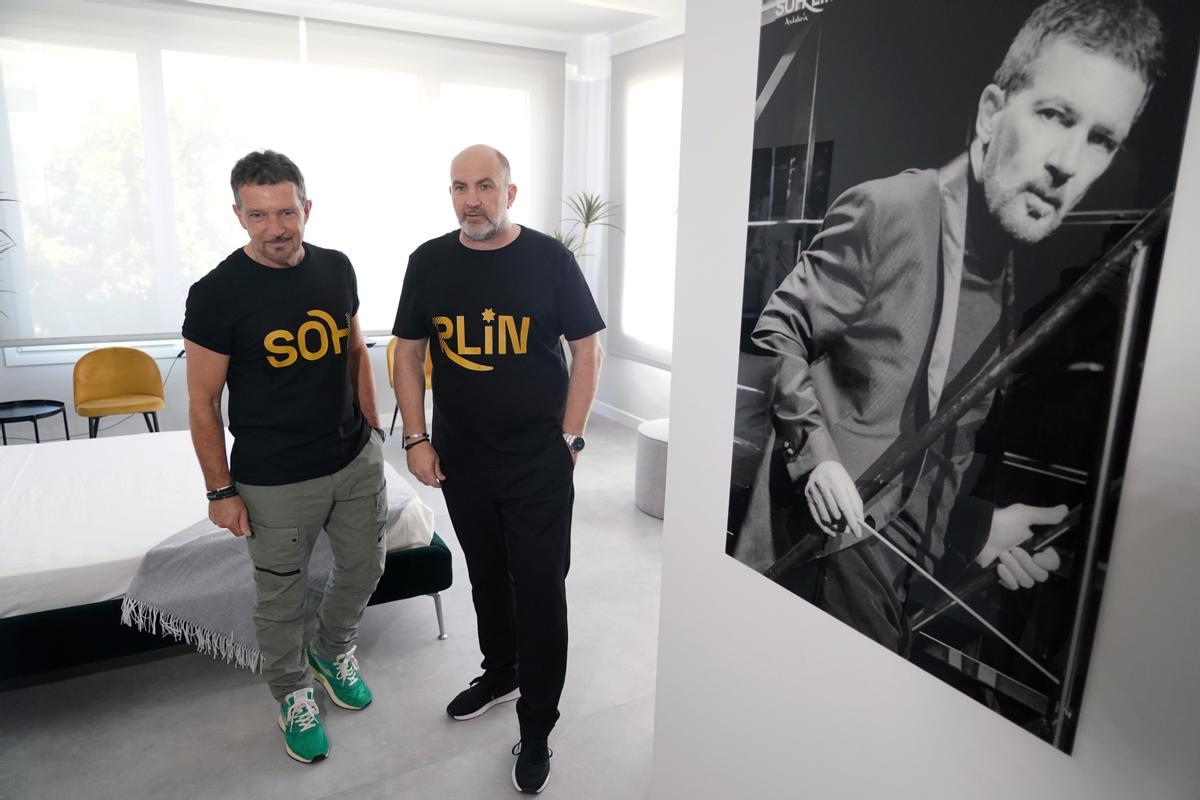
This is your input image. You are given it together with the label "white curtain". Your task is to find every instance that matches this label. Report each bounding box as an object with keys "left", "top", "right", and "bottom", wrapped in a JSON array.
[
  {"left": 608, "top": 36, "right": 683, "bottom": 367},
  {"left": 0, "top": 0, "right": 565, "bottom": 345}
]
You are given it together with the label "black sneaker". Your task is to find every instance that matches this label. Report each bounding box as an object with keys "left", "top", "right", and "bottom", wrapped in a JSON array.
[
  {"left": 446, "top": 674, "right": 520, "bottom": 720},
  {"left": 511, "top": 738, "right": 552, "bottom": 794}
]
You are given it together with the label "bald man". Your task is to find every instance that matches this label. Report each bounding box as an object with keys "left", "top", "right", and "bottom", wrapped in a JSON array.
[{"left": 392, "top": 145, "right": 604, "bottom": 794}]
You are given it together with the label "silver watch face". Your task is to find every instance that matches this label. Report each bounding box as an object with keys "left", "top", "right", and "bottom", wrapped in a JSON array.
[{"left": 566, "top": 435, "right": 585, "bottom": 453}]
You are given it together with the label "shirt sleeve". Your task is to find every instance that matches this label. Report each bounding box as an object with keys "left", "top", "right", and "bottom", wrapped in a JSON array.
[
  {"left": 557, "top": 250, "right": 606, "bottom": 341},
  {"left": 392, "top": 250, "right": 429, "bottom": 339},
  {"left": 752, "top": 183, "right": 877, "bottom": 480},
  {"left": 181, "top": 276, "right": 234, "bottom": 355}
]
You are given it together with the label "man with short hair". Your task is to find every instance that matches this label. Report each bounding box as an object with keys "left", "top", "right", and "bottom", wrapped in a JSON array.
[
  {"left": 392, "top": 144, "right": 604, "bottom": 794},
  {"left": 734, "top": 0, "right": 1166, "bottom": 651},
  {"left": 183, "top": 150, "right": 387, "bottom": 763}
]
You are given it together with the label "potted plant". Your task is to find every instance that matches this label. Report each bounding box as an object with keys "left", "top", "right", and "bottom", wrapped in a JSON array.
[{"left": 554, "top": 191, "right": 621, "bottom": 262}]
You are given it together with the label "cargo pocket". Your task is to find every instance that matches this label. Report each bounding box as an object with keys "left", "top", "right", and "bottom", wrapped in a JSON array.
[
  {"left": 374, "top": 485, "right": 388, "bottom": 544},
  {"left": 246, "top": 525, "right": 306, "bottom": 613},
  {"left": 364, "top": 486, "right": 388, "bottom": 581}
]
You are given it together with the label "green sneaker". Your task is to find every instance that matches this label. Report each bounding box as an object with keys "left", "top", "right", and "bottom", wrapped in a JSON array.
[
  {"left": 308, "top": 645, "right": 373, "bottom": 710},
  {"left": 277, "top": 688, "right": 329, "bottom": 763}
]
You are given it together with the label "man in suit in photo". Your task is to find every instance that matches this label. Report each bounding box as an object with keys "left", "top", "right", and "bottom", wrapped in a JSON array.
[{"left": 732, "top": 0, "right": 1166, "bottom": 653}]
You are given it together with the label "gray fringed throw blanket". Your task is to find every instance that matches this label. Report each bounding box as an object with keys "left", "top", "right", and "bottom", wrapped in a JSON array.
[
  {"left": 120, "top": 473, "right": 429, "bottom": 672},
  {"left": 120, "top": 522, "right": 335, "bottom": 672}
]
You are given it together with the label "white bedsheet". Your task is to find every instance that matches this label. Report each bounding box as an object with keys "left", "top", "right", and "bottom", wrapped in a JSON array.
[{"left": 0, "top": 431, "right": 433, "bottom": 618}]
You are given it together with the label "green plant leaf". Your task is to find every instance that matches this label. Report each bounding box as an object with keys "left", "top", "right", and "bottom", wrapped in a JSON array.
[
  {"left": 562, "top": 191, "right": 623, "bottom": 232},
  {"left": 552, "top": 228, "right": 580, "bottom": 254}
]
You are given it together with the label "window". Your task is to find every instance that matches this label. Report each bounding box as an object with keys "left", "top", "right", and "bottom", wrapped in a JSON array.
[
  {"left": 0, "top": 0, "right": 564, "bottom": 345},
  {"left": 437, "top": 82, "right": 534, "bottom": 209},
  {"left": 0, "top": 41, "right": 153, "bottom": 341},
  {"left": 160, "top": 50, "right": 425, "bottom": 334},
  {"left": 609, "top": 37, "right": 684, "bottom": 367}
]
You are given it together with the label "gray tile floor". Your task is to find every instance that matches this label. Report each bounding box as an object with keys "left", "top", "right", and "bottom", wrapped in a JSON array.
[{"left": 0, "top": 416, "right": 662, "bottom": 800}]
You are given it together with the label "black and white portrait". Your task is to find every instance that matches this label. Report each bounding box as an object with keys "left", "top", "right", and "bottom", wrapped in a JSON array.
[{"left": 726, "top": 0, "right": 1199, "bottom": 752}]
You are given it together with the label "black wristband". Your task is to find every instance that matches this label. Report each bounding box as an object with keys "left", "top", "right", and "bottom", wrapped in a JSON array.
[
  {"left": 206, "top": 485, "right": 238, "bottom": 501},
  {"left": 403, "top": 435, "right": 431, "bottom": 451}
]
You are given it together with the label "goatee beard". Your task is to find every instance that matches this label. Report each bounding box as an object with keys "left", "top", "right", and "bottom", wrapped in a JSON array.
[{"left": 461, "top": 219, "right": 499, "bottom": 242}]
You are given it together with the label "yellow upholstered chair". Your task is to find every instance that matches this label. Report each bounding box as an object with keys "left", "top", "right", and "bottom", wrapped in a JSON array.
[
  {"left": 73, "top": 347, "right": 165, "bottom": 438},
  {"left": 385, "top": 337, "right": 433, "bottom": 435}
]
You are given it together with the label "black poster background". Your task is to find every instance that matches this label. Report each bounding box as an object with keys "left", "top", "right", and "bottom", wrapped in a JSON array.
[{"left": 726, "top": 0, "right": 1199, "bottom": 753}]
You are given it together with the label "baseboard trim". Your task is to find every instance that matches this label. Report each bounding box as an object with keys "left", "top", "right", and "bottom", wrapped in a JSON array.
[{"left": 591, "top": 401, "right": 647, "bottom": 430}]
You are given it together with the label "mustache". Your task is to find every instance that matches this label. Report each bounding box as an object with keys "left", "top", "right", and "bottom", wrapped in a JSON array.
[{"left": 1023, "top": 183, "right": 1062, "bottom": 209}]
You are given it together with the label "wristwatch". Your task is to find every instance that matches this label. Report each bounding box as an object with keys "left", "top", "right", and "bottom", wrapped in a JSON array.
[{"left": 562, "top": 432, "right": 586, "bottom": 453}]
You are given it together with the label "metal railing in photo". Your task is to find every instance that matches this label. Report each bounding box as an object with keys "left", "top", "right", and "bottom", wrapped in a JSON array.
[{"left": 762, "top": 193, "right": 1173, "bottom": 749}]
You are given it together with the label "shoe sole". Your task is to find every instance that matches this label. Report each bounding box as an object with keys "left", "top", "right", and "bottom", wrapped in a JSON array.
[
  {"left": 448, "top": 687, "right": 520, "bottom": 721},
  {"left": 310, "top": 666, "right": 371, "bottom": 711},
  {"left": 511, "top": 761, "right": 549, "bottom": 794},
  {"left": 277, "top": 716, "right": 328, "bottom": 764}
]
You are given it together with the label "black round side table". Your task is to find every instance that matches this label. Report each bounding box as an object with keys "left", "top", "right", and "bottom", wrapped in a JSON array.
[{"left": 0, "top": 399, "right": 70, "bottom": 445}]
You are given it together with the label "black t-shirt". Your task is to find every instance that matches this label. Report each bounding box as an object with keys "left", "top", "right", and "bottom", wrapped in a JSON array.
[
  {"left": 182, "top": 243, "right": 369, "bottom": 485},
  {"left": 392, "top": 227, "right": 605, "bottom": 468}
]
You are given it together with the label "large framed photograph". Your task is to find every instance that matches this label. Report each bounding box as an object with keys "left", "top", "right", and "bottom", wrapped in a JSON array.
[{"left": 726, "top": 0, "right": 1199, "bottom": 753}]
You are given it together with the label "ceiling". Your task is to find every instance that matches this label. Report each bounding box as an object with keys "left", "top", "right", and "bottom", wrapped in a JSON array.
[
  {"left": 183, "top": 0, "right": 683, "bottom": 38},
  {"left": 347, "top": 0, "right": 681, "bottom": 35}
]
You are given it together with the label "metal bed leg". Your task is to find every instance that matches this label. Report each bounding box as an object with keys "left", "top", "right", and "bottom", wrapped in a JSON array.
[{"left": 430, "top": 592, "right": 448, "bottom": 640}]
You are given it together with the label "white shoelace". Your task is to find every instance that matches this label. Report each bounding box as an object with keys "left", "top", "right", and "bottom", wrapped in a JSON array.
[
  {"left": 334, "top": 646, "right": 361, "bottom": 687},
  {"left": 285, "top": 690, "right": 320, "bottom": 733}
]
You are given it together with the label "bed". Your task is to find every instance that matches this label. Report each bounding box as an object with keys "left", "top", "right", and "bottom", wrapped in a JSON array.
[{"left": 0, "top": 431, "right": 450, "bottom": 682}]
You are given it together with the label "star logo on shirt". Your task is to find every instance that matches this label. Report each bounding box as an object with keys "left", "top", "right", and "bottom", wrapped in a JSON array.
[{"left": 482, "top": 308, "right": 496, "bottom": 322}]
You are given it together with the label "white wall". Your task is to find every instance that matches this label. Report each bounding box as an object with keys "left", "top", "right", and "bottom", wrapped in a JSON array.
[
  {"left": 0, "top": 351, "right": 187, "bottom": 441},
  {"left": 594, "top": 355, "right": 670, "bottom": 427},
  {"left": 649, "top": 1, "right": 1200, "bottom": 798}
]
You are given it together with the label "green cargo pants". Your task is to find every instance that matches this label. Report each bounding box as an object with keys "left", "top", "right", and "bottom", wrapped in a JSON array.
[{"left": 237, "top": 433, "right": 387, "bottom": 703}]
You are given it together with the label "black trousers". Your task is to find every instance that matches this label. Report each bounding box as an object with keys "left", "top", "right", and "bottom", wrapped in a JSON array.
[
  {"left": 778, "top": 535, "right": 915, "bottom": 655},
  {"left": 441, "top": 438, "right": 575, "bottom": 740}
]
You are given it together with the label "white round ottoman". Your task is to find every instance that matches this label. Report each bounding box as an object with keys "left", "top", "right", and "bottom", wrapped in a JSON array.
[{"left": 635, "top": 418, "right": 670, "bottom": 519}]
